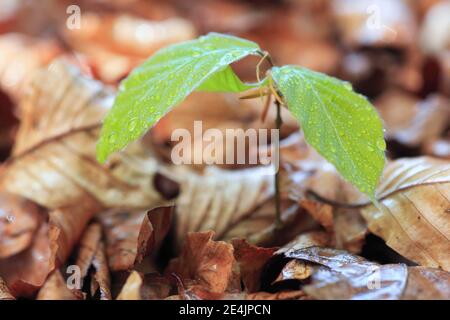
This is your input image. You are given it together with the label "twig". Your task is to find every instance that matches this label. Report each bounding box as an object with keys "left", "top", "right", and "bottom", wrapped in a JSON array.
[{"left": 274, "top": 100, "right": 282, "bottom": 228}]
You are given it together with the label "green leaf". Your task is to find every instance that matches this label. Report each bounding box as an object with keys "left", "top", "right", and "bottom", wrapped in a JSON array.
[
  {"left": 272, "top": 66, "right": 386, "bottom": 198},
  {"left": 96, "top": 33, "right": 261, "bottom": 163},
  {"left": 197, "top": 65, "right": 263, "bottom": 92}
]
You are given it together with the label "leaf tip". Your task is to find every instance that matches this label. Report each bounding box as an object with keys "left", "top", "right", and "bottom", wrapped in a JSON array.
[{"left": 95, "top": 139, "right": 109, "bottom": 164}]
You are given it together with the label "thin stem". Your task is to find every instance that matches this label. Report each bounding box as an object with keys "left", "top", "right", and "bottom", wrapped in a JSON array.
[{"left": 274, "top": 99, "right": 282, "bottom": 228}]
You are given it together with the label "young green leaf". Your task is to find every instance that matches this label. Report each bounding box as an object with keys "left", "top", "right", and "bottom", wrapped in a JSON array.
[
  {"left": 272, "top": 66, "right": 386, "bottom": 198},
  {"left": 96, "top": 33, "right": 262, "bottom": 163},
  {"left": 197, "top": 65, "right": 262, "bottom": 92}
]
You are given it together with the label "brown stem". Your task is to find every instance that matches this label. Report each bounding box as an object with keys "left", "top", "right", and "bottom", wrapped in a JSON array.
[{"left": 274, "top": 100, "right": 282, "bottom": 228}]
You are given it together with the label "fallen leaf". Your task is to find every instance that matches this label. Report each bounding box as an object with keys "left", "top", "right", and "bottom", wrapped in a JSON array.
[
  {"left": 0, "top": 192, "right": 45, "bottom": 258},
  {"left": 117, "top": 271, "right": 172, "bottom": 300},
  {"left": 167, "top": 165, "right": 274, "bottom": 248},
  {"left": 166, "top": 231, "right": 235, "bottom": 293},
  {"left": 333, "top": 208, "right": 367, "bottom": 253},
  {"left": 274, "top": 246, "right": 450, "bottom": 300},
  {"left": 0, "top": 60, "right": 170, "bottom": 296},
  {"left": 98, "top": 206, "right": 172, "bottom": 272},
  {"left": 361, "top": 157, "right": 450, "bottom": 270},
  {"left": 0, "top": 223, "right": 55, "bottom": 296},
  {"left": 75, "top": 223, "right": 102, "bottom": 282},
  {"left": 276, "top": 231, "right": 332, "bottom": 255},
  {"left": 299, "top": 200, "right": 334, "bottom": 232},
  {"left": 403, "top": 266, "right": 450, "bottom": 299},
  {"left": 0, "top": 276, "right": 14, "bottom": 300},
  {"left": 1, "top": 59, "right": 167, "bottom": 211},
  {"left": 90, "top": 241, "right": 112, "bottom": 300},
  {"left": 231, "top": 239, "right": 277, "bottom": 292},
  {"left": 36, "top": 270, "right": 83, "bottom": 300}
]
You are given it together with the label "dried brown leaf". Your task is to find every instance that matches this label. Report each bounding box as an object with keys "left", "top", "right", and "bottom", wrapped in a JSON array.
[
  {"left": 117, "top": 271, "right": 171, "bottom": 300},
  {"left": 0, "top": 192, "right": 45, "bottom": 258},
  {"left": 37, "top": 270, "right": 83, "bottom": 300},
  {"left": 403, "top": 266, "right": 450, "bottom": 299},
  {"left": 0, "top": 223, "right": 54, "bottom": 296},
  {"left": 1, "top": 59, "right": 167, "bottom": 211},
  {"left": 167, "top": 165, "right": 274, "bottom": 248},
  {"left": 275, "top": 246, "right": 450, "bottom": 300},
  {"left": 99, "top": 206, "right": 172, "bottom": 272},
  {"left": 166, "top": 231, "right": 235, "bottom": 293},
  {"left": 0, "top": 60, "right": 170, "bottom": 296},
  {"left": 231, "top": 239, "right": 277, "bottom": 293},
  {"left": 90, "top": 241, "right": 112, "bottom": 300},
  {"left": 361, "top": 157, "right": 450, "bottom": 270},
  {"left": 0, "top": 276, "right": 14, "bottom": 300},
  {"left": 75, "top": 223, "right": 102, "bottom": 282}
]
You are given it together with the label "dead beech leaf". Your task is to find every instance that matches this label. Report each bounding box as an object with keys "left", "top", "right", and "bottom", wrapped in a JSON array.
[
  {"left": 0, "top": 223, "right": 54, "bottom": 297},
  {"left": 0, "top": 194, "right": 101, "bottom": 297},
  {"left": 294, "top": 247, "right": 408, "bottom": 300},
  {"left": 403, "top": 266, "right": 450, "bottom": 299},
  {"left": 0, "top": 192, "right": 45, "bottom": 258},
  {"left": 299, "top": 200, "right": 334, "bottom": 232},
  {"left": 333, "top": 208, "right": 367, "bottom": 253},
  {"left": 75, "top": 223, "right": 102, "bottom": 282},
  {"left": 274, "top": 246, "right": 450, "bottom": 300},
  {"left": 274, "top": 260, "right": 313, "bottom": 284},
  {"left": 166, "top": 165, "right": 274, "bottom": 247},
  {"left": 0, "top": 196, "right": 100, "bottom": 297},
  {"left": 1, "top": 59, "right": 167, "bottom": 211},
  {"left": 90, "top": 241, "right": 112, "bottom": 300},
  {"left": 361, "top": 157, "right": 450, "bottom": 270},
  {"left": 117, "top": 271, "right": 143, "bottom": 300},
  {"left": 276, "top": 231, "right": 332, "bottom": 255},
  {"left": 99, "top": 206, "right": 172, "bottom": 272},
  {"left": 0, "top": 60, "right": 170, "bottom": 296},
  {"left": 117, "top": 271, "right": 171, "bottom": 300},
  {"left": 0, "top": 276, "right": 14, "bottom": 300},
  {"left": 166, "top": 231, "right": 235, "bottom": 293},
  {"left": 37, "top": 270, "right": 83, "bottom": 300},
  {"left": 271, "top": 232, "right": 329, "bottom": 285},
  {"left": 231, "top": 239, "right": 277, "bottom": 293}
]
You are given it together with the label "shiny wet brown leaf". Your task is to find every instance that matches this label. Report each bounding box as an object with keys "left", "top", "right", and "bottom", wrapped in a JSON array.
[
  {"left": 232, "top": 239, "right": 277, "bottom": 292},
  {"left": 166, "top": 231, "right": 235, "bottom": 293},
  {"left": 274, "top": 245, "right": 450, "bottom": 300}
]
